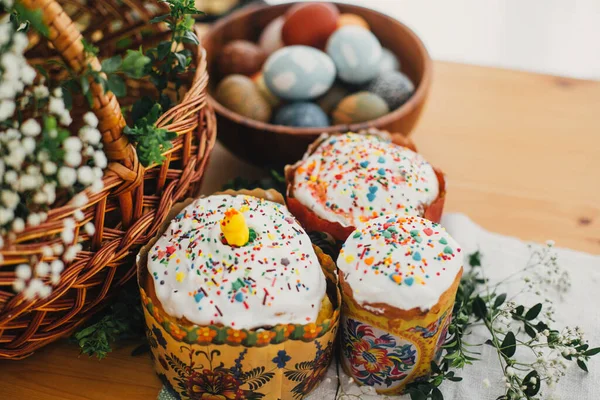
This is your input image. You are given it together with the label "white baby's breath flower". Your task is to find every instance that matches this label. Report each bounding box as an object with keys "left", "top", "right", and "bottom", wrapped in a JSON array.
[
  {"left": 20, "top": 118, "right": 41, "bottom": 136},
  {"left": 63, "top": 217, "right": 75, "bottom": 229},
  {"left": 37, "top": 150, "right": 50, "bottom": 162},
  {"left": 12, "top": 217, "right": 24, "bottom": 232},
  {"left": 1, "top": 190, "right": 19, "bottom": 209},
  {"left": 50, "top": 274, "right": 61, "bottom": 285},
  {"left": 35, "top": 262, "right": 50, "bottom": 277},
  {"left": 42, "top": 183, "right": 56, "bottom": 204},
  {"left": 20, "top": 65, "right": 36, "bottom": 85},
  {"left": 52, "top": 87, "right": 63, "bottom": 98},
  {"left": 27, "top": 213, "right": 42, "bottom": 227},
  {"left": 72, "top": 193, "right": 88, "bottom": 208},
  {"left": 43, "top": 161, "right": 57, "bottom": 176},
  {"left": 83, "top": 111, "right": 99, "bottom": 128},
  {"left": 41, "top": 246, "right": 53, "bottom": 258},
  {"left": 84, "top": 222, "right": 95, "bottom": 236},
  {"left": 59, "top": 111, "right": 72, "bottom": 126},
  {"left": 63, "top": 244, "right": 81, "bottom": 262},
  {"left": 0, "top": 100, "right": 16, "bottom": 120},
  {"left": 21, "top": 136, "right": 36, "bottom": 154},
  {"left": 52, "top": 243, "right": 64, "bottom": 255},
  {"left": 73, "top": 209, "right": 85, "bottom": 221},
  {"left": 15, "top": 264, "right": 32, "bottom": 280},
  {"left": 33, "top": 85, "right": 49, "bottom": 99},
  {"left": 77, "top": 165, "right": 94, "bottom": 185},
  {"left": 79, "top": 126, "right": 101, "bottom": 145},
  {"left": 48, "top": 96, "right": 65, "bottom": 116},
  {"left": 5, "top": 146, "right": 24, "bottom": 168},
  {"left": 63, "top": 137, "right": 82, "bottom": 152},
  {"left": 93, "top": 150, "right": 107, "bottom": 169},
  {"left": 12, "top": 279, "right": 25, "bottom": 293},
  {"left": 50, "top": 260, "right": 64, "bottom": 275},
  {"left": 482, "top": 378, "right": 490, "bottom": 388},
  {"left": 11, "top": 32, "right": 28, "bottom": 54},
  {"left": 58, "top": 166, "right": 77, "bottom": 187},
  {"left": 0, "top": 207, "right": 14, "bottom": 224},
  {"left": 90, "top": 179, "right": 104, "bottom": 193},
  {"left": 64, "top": 151, "right": 82, "bottom": 167},
  {"left": 61, "top": 227, "right": 74, "bottom": 244},
  {"left": 38, "top": 284, "right": 52, "bottom": 298}
]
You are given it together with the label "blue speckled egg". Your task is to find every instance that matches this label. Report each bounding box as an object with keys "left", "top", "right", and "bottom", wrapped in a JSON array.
[
  {"left": 380, "top": 48, "right": 401, "bottom": 72},
  {"left": 326, "top": 26, "right": 382, "bottom": 84},
  {"left": 263, "top": 46, "right": 336, "bottom": 101},
  {"left": 272, "top": 102, "right": 330, "bottom": 127}
]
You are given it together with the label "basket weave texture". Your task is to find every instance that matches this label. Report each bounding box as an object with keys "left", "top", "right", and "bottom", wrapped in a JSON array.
[{"left": 0, "top": 0, "right": 216, "bottom": 359}]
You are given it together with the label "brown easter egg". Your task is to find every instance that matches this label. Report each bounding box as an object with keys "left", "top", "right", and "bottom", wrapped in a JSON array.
[
  {"left": 217, "top": 40, "right": 266, "bottom": 77},
  {"left": 215, "top": 75, "right": 272, "bottom": 122},
  {"left": 332, "top": 91, "right": 389, "bottom": 124}
]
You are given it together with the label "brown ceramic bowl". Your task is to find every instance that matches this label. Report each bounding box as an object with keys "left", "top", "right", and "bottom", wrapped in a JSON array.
[{"left": 203, "top": 2, "right": 432, "bottom": 167}]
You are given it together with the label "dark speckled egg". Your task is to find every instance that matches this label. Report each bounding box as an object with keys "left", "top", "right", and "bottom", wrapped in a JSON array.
[
  {"left": 281, "top": 3, "right": 340, "bottom": 49},
  {"left": 332, "top": 91, "right": 389, "bottom": 124},
  {"left": 366, "top": 71, "right": 415, "bottom": 110},
  {"left": 273, "top": 102, "right": 329, "bottom": 127},
  {"left": 218, "top": 40, "right": 267, "bottom": 77},
  {"left": 215, "top": 75, "right": 272, "bottom": 122}
]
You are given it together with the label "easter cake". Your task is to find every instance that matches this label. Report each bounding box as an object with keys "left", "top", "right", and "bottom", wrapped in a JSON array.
[
  {"left": 138, "top": 190, "right": 341, "bottom": 399},
  {"left": 338, "top": 214, "right": 463, "bottom": 393},
  {"left": 285, "top": 132, "right": 446, "bottom": 241}
]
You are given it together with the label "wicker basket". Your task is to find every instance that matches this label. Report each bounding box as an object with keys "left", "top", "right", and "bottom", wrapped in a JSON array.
[{"left": 0, "top": 0, "right": 217, "bottom": 359}]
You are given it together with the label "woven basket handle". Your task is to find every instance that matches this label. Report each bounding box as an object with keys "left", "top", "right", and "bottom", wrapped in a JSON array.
[
  {"left": 21, "top": 0, "right": 143, "bottom": 225},
  {"left": 21, "top": 0, "right": 142, "bottom": 182}
]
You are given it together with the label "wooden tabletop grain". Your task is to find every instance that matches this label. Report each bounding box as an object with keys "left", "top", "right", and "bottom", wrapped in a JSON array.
[{"left": 1, "top": 61, "right": 599, "bottom": 400}]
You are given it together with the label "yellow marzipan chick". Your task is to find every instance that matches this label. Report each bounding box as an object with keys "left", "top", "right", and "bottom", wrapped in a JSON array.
[{"left": 221, "top": 208, "right": 249, "bottom": 247}]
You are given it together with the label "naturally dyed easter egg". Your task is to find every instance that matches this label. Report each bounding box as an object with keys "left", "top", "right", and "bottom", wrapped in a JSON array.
[
  {"left": 218, "top": 40, "right": 266, "bottom": 77},
  {"left": 252, "top": 72, "right": 281, "bottom": 107},
  {"left": 273, "top": 102, "right": 329, "bottom": 128},
  {"left": 337, "top": 13, "right": 370, "bottom": 30},
  {"left": 326, "top": 26, "right": 382, "bottom": 84},
  {"left": 366, "top": 71, "right": 415, "bottom": 110},
  {"left": 317, "top": 83, "right": 350, "bottom": 115},
  {"left": 380, "top": 48, "right": 401, "bottom": 72},
  {"left": 332, "top": 91, "right": 389, "bottom": 124},
  {"left": 215, "top": 75, "right": 271, "bottom": 122},
  {"left": 259, "top": 16, "right": 285, "bottom": 55},
  {"left": 281, "top": 3, "right": 339, "bottom": 49},
  {"left": 263, "top": 46, "right": 336, "bottom": 101}
]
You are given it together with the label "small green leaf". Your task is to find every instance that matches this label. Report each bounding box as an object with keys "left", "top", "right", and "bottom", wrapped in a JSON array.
[
  {"left": 408, "top": 390, "right": 426, "bottom": 400},
  {"left": 524, "top": 324, "right": 537, "bottom": 338},
  {"left": 472, "top": 297, "right": 488, "bottom": 319},
  {"left": 182, "top": 30, "right": 199, "bottom": 45},
  {"left": 584, "top": 347, "right": 600, "bottom": 356},
  {"left": 578, "top": 359, "right": 589, "bottom": 372},
  {"left": 14, "top": 3, "right": 49, "bottom": 36},
  {"left": 501, "top": 332, "right": 516, "bottom": 358},
  {"left": 431, "top": 387, "right": 443, "bottom": 400},
  {"left": 157, "top": 41, "right": 171, "bottom": 60},
  {"left": 468, "top": 251, "right": 482, "bottom": 267},
  {"left": 101, "top": 55, "right": 122, "bottom": 73},
  {"left": 80, "top": 76, "right": 90, "bottom": 95},
  {"left": 174, "top": 51, "right": 188, "bottom": 68},
  {"left": 493, "top": 293, "right": 507, "bottom": 308},
  {"left": 122, "top": 49, "right": 150, "bottom": 79},
  {"left": 525, "top": 303, "right": 542, "bottom": 320},
  {"left": 107, "top": 74, "right": 126, "bottom": 97},
  {"left": 149, "top": 13, "right": 169, "bottom": 23}
]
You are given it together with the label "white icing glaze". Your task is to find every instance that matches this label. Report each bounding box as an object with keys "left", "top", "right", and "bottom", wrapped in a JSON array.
[
  {"left": 292, "top": 133, "right": 439, "bottom": 228},
  {"left": 337, "top": 214, "right": 462, "bottom": 312},
  {"left": 147, "top": 195, "right": 326, "bottom": 330}
]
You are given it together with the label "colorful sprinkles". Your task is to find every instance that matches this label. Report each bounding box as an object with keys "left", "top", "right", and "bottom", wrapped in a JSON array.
[
  {"left": 147, "top": 195, "right": 327, "bottom": 330},
  {"left": 338, "top": 214, "right": 463, "bottom": 312},
  {"left": 293, "top": 133, "right": 440, "bottom": 228}
]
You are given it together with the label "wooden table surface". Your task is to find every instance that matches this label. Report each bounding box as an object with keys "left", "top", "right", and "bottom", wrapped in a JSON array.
[{"left": 1, "top": 61, "right": 599, "bottom": 399}]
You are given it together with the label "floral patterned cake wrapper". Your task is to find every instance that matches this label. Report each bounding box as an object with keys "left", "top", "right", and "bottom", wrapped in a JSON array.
[
  {"left": 339, "top": 271, "right": 461, "bottom": 395},
  {"left": 137, "top": 189, "right": 341, "bottom": 400}
]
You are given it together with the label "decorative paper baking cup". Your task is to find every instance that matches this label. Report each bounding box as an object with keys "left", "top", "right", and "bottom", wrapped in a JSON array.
[
  {"left": 284, "top": 132, "right": 446, "bottom": 242},
  {"left": 137, "top": 189, "right": 341, "bottom": 400},
  {"left": 339, "top": 270, "right": 462, "bottom": 395}
]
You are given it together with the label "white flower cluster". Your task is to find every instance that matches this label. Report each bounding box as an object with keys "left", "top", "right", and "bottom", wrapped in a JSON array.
[{"left": 0, "top": 19, "right": 107, "bottom": 300}]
